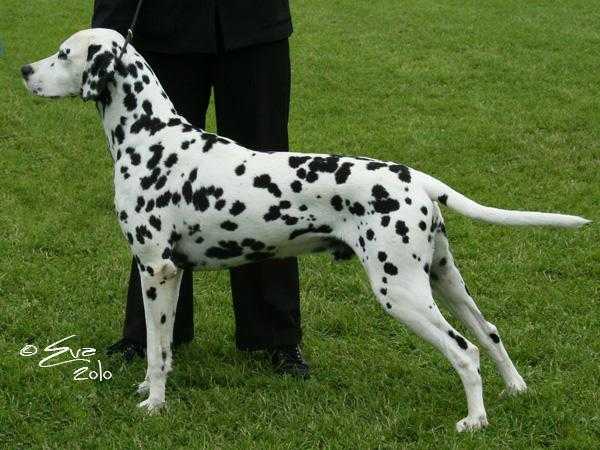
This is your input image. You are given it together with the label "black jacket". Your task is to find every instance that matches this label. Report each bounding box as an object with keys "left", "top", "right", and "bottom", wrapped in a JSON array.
[{"left": 92, "top": 0, "right": 293, "bottom": 54}]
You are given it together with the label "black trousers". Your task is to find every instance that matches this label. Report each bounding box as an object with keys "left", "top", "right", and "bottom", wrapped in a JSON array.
[{"left": 122, "top": 39, "right": 302, "bottom": 351}]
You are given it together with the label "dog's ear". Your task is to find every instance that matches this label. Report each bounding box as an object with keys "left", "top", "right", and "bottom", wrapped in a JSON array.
[{"left": 80, "top": 44, "right": 116, "bottom": 101}]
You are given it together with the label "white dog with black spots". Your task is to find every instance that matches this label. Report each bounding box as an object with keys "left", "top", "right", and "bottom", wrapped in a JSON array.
[{"left": 22, "top": 29, "right": 590, "bottom": 432}]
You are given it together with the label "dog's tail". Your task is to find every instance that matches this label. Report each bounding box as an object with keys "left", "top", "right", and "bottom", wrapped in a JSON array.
[{"left": 412, "top": 170, "right": 590, "bottom": 228}]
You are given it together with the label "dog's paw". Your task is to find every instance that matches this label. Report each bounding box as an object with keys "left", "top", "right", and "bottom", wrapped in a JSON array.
[
  {"left": 501, "top": 378, "right": 528, "bottom": 397},
  {"left": 137, "top": 397, "right": 165, "bottom": 414},
  {"left": 136, "top": 380, "right": 150, "bottom": 395},
  {"left": 456, "top": 414, "right": 488, "bottom": 432}
]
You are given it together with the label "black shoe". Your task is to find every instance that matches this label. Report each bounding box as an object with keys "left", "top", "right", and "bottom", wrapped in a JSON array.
[
  {"left": 106, "top": 338, "right": 145, "bottom": 362},
  {"left": 269, "top": 345, "right": 310, "bottom": 379}
]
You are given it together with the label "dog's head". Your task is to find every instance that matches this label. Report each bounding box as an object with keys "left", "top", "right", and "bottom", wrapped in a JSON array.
[{"left": 21, "top": 28, "right": 125, "bottom": 101}]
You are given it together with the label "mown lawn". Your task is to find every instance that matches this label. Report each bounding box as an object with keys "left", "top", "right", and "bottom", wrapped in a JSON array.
[{"left": 1, "top": 0, "right": 598, "bottom": 448}]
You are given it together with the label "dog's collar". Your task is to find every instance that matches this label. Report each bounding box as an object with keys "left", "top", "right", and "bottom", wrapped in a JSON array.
[{"left": 116, "top": 0, "right": 145, "bottom": 66}]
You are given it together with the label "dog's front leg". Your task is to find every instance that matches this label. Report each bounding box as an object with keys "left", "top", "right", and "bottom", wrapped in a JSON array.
[{"left": 136, "top": 261, "right": 183, "bottom": 414}]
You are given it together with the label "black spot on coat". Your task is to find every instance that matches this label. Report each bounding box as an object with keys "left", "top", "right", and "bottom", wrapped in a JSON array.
[
  {"left": 448, "top": 330, "right": 468, "bottom": 350},
  {"left": 135, "top": 225, "right": 152, "bottom": 244},
  {"left": 388, "top": 164, "right": 411, "bottom": 182},
  {"left": 140, "top": 168, "right": 161, "bottom": 190},
  {"left": 235, "top": 164, "right": 246, "bottom": 176},
  {"left": 335, "top": 162, "right": 354, "bottom": 184},
  {"left": 289, "top": 155, "right": 311, "bottom": 168},
  {"left": 395, "top": 220, "right": 409, "bottom": 236},
  {"left": 147, "top": 143, "right": 164, "bottom": 169},
  {"left": 221, "top": 221, "right": 238, "bottom": 231},
  {"left": 229, "top": 201, "right": 246, "bottom": 216},
  {"left": 384, "top": 262, "right": 398, "bottom": 276},
  {"left": 371, "top": 185, "right": 400, "bottom": 214},
  {"left": 348, "top": 202, "right": 365, "bottom": 216},
  {"left": 253, "top": 174, "right": 282, "bottom": 197},
  {"left": 330, "top": 195, "right": 343, "bottom": 211},
  {"left": 156, "top": 191, "right": 172, "bottom": 207},
  {"left": 165, "top": 153, "right": 178, "bottom": 167},
  {"left": 149, "top": 215, "right": 162, "bottom": 231},
  {"left": 366, "top": 161, "right": 387, "bottom": 170}
]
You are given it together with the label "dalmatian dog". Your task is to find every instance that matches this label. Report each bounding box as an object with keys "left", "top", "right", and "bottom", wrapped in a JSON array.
[{"left": 22, "top": 29, "right": 590, "bottom": 431}]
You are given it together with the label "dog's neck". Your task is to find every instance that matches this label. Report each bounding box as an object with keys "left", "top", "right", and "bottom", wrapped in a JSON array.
[{"left": 95, "top": 49, "right": 181, "bottom": 163}]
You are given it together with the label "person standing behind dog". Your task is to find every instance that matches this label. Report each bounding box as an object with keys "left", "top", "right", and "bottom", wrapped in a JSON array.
[{"left": 92, "top": 0, "right": 309, "bottom": 378}]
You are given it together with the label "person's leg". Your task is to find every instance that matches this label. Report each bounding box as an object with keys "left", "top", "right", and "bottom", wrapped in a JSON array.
[
  {"left": 212, "top": 39, "right": 304, "bottom": 357},
  {"left": 109, "top": 51, "right": 213, "bottom": 357},
  {"left": 229, "top": 260, "right": 301, "bottom": 351}
]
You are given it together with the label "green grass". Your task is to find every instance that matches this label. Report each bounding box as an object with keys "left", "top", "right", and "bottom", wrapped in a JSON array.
[{"left": 1, "top": 0, "right": 599, "bottom": 448}]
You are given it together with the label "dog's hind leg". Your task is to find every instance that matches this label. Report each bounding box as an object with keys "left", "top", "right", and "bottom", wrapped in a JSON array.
[
  {"left": 135, "top": 259, "right": 183, "bottom": 413},
  {"left": 429, "top": 204, "right": 527, "bottom": 396},
  {"left": 368, "top": 266, "right": 488, "bottom": 432}
]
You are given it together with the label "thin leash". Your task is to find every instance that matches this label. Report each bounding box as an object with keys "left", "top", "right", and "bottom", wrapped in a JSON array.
[{"left": 116, "top": 0, "right": 145, "bottom": 65}]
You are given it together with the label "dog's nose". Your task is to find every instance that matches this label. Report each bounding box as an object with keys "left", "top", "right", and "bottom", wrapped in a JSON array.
[{"left": 21, "top": 65, "right": 34, "bottom": 80}]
